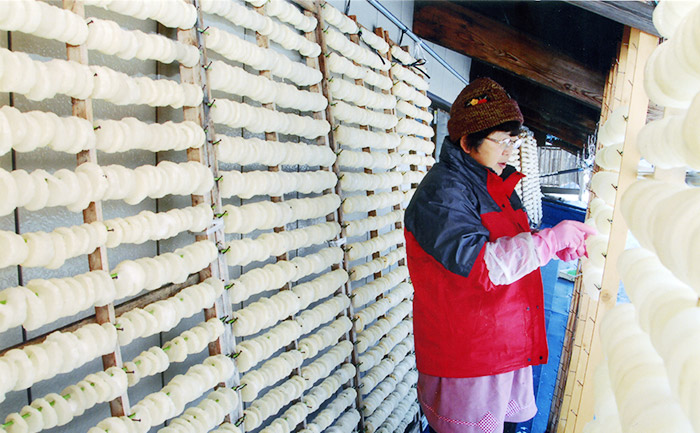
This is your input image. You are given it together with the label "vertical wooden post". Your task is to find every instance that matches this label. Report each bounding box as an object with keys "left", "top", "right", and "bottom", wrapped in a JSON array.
[
  {"left": 63, "top": 0, "right": 130, "bottom": 418},
  {"left": 348, "top": 25, "right": 382, "bottom": 279},
  {"left": 313, "top": 4, "right": 366, "bottom": 427},
  {"left": 178, "top": 0, "right": 242, "bottom": 421},
  {"left": 557, "top": 28, "right": 659, "bottom": 433},
  {"left": 251, "top": 7, "right": 309, "bottom": 427},
  {"left": 553, "top": 29, "right": 628, "bottom": 433},
  {"left": 378, "top": 29, "right": 406, "bottom": 264},
  {"left": 383, "top": 32, "right": 423, "bottom": 428}
]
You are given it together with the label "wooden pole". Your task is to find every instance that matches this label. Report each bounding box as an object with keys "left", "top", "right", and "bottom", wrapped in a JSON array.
[
  {"left": 554, "top": 28, "right": 627, "bottom": 433},
  {"left": 63, "top": 0, "right": 130, "bottom": 418},
  {"left": 313, "top": 4, "right": 366, "bottom": 427},
  {"left": 178, "top": 0, "right": 241, "bottom": 421},
  {"left": 378, "top": 29, "right": 407, "bottom": 263}
]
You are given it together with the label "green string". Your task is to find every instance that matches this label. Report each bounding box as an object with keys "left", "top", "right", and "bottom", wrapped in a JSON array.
[
  {"left": 2, "top": 371, "right": 124, "bottom": 428},
  {"left": 1, "top": 391, "right": 76, "bottom": 428},
  {"left": 3, "top": 324, "right": 209, "bottom": 427}
]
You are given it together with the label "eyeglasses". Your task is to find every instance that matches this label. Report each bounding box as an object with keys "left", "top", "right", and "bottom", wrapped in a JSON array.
[{"left": 485, "top": 136, "right": 522, "bottom": 150}]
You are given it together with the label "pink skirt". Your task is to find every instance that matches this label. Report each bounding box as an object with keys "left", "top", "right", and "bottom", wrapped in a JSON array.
[{"left": 417, "top": 367, "right": 537, "bottom": 433}]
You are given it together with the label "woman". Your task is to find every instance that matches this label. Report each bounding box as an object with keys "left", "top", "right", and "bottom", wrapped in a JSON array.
[{"left": 404, "top": 78, "right": 594, "bottom": 433}]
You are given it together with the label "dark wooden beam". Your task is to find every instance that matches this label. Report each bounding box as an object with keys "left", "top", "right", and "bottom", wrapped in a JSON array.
[
  {"left": 563, "top": 1, "right": 659, "bottom": 38},
  {"left": 413, "top": 1, "right": 606, "bottom": 109},
  {"left": 522, "top": 107, "right": 591, "bottom": 150},
  {"left": 470, "top": 61, "right": 597, "bottom": 150}
]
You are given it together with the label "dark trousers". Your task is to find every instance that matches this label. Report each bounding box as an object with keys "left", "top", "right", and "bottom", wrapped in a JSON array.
[{"left": 427, "top": 422, "right": 517, "bottom": 433}]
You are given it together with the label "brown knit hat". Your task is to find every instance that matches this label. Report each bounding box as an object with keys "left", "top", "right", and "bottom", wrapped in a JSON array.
[{"left": 447, "top": 78, "right": 524, "bottom": 142}]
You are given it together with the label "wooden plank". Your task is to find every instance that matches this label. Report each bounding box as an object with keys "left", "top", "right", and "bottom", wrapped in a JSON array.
[
  {"left": 571, "top": 29, "right": 659, "bottom": 433},
  {"left": 413, "top": 0, "right": 606, "bottom": 109},
  {"left": 63, "top": 0, "right": 130, "bottom": 418},
  {"left": 563, "top": 0, "right": 660, "bottom": 38}
]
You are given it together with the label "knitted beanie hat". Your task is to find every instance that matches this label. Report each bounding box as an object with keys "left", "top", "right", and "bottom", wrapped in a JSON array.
[{"left": 447, "top": 77, "right": 524, "bottom": 142}]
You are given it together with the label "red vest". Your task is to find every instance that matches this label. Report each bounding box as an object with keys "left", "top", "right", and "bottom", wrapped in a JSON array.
[{"left": 406, "top": 167, "right": 548, "bottom": 378}]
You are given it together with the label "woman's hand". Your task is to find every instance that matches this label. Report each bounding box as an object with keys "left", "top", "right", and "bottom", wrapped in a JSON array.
[{"left": 534, "top": 220, "right": 597, "bottom": 264}]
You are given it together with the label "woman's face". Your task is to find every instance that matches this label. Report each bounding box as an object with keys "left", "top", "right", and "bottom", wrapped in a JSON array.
[{"left": 460, "top": 131, "right": 518, "bottom": 175}]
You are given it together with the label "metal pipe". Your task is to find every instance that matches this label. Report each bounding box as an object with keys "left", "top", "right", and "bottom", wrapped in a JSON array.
[{"left": 365, "top": 0, "right": 469, "bottom": 85}]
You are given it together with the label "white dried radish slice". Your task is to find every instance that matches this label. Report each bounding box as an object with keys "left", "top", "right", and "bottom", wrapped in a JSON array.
[
  {"left": 0, "top": 286, "right": 28, "bottom": 332},
  {"left": 0, "top": 168, "right": 17, "bottom": 216},
  {"left": 191, "top": 364, "right": 218, "bottom": 389},
  {"left": 0, "top": 50, "right": 34, "bottom": 94},
  {"left": 51, "top": 169, "right": 80, "bottom": 209},
  {"left": 96, "top": 417, "right": 129, "bottom": 433},
  {"left": 20, "top": 231, "right": 52, "bottom": 268},
  {"left": 63, "top": 384, "right": 87, "bottom": 417},
  {"left": 8, "top": 170, "right": 33, "bottom": 211},
  {"left": 0, "top": 111, "right": 12, "bottom": 155},
  {"left": 0, "top": 231, "right": 26, "bottom": 269},
  {"left": 44, "top": 393, "right": 72, "bottom": 426},
  {"left": 147, "top": 347, "right": 169, "bottom": 374},
  {"left": 29, "top": 397, "right": 57, "bottom": 429},
  {"left": 5, "top": 411, "right": 31, "bottom": 433},
  {"left": 135, "top": 351, "right": 157, "bottom": 377},
  {"left": 112, "top": 260, "right": 146, "bottom": 297},
  {"left": 18, "top": 403, "right": 43, "bottom": 432},
  {"left": 62, "top": 275, "right": 85, "bottom": 312},
  {"left": 75, "top": 380, "right": 98, "bottom": 410},
  {"left": 148, "top": 302, "right": 177, "bottom": 332},
  {"left": 42, "top": 233, "right": 67, "bottom": 270},
  {"left": 3, "top": 349, "right": 32, "bottom": 392},
  {"left": 148, "top": 392, "right": 177, "bottom": 425},
  {"left": 84, "top": 374, "right": 110, "bottom": 404},
  {"left": 165, "top": 336, "right": 188, "bottom": 363}
]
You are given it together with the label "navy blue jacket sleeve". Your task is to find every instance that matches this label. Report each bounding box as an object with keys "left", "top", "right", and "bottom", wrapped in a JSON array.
[{"left": 404, "top": 175, "right": 490, "bottom": 278}]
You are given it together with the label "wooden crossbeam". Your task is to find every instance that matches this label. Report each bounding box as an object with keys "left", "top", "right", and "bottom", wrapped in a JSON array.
[
  {"left": 413, "top": 0, "right": 607, "bottom": 109},
  {"left": 470, "top": 61, "right": 598, "bottom": 150},
  {"left": 563, "top": 0, "right": 659, "bottom": 38}
]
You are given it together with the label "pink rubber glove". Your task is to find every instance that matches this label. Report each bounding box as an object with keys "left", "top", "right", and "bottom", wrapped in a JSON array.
[
  {"left": 484, "top": 222, "right": 596, "bottom": 285},
  {"left": 532, "top": 220, "right": 597, "bottom": 265}
]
